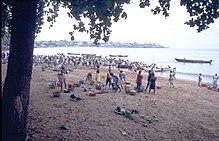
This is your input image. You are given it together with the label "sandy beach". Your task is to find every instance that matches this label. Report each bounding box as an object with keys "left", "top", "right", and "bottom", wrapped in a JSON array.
[{"left": 1, "top": 64, "right": 219, "bottom": 141}]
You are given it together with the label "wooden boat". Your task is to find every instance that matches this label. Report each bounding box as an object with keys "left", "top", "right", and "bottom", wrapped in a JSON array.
[
  {"left": 57, "top": 53, "right": 65, "bottom": 56},
  {"left": 120, "top": 65, "right": 132, "bottom": 69},
  {"left": 82, "top": 54, "right": 96, "bottom": 56},
  {"left": 109, "top": 55, "right": 128, "bottom": 58},
  {"left": 144, "top": 67, "right": 170, "bottom": 72},
  {"left": 67, "top": 53, "right": 80, "bottom": 55},
  {"left": 102, "top": 64, "right": 117, "bottom": 67},
  {"left": 175, "top": 58, "right": 212, "bottom": 64},
  {"left": 155, "top": 67, "right": 171, "bottom": 72}
]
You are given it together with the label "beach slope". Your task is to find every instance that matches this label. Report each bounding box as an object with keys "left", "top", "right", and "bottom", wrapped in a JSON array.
[{"left": 1, "top": 65, "right": 219, "bottom": 141}]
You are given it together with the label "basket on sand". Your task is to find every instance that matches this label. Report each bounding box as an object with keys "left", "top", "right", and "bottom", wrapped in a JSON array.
[
  {"left": 74, "top": 82, "right": 81, "bottom": 87},
  {"left": 96, "top": 82, "right": 103, "bottom": 90},
  {"left": 56, "top": 82, "right": 61, "bottom": 87},
  {"left": 90, "top": 80, "right": 95, "bottom": 85},
  {"left": 48, "top": 81, "right": 56, "bottom": 89},
  {"left": 156, "top": 85, "right": 162, "bottom": 89},
  {"left": 68, "top": 81, "right": 75, "bottom": 91},
  {"left": 201, "top": 83, "right": 207, "bottom": 87},
  {"left": 64, "top": 89, "right": 70, "bottom": 93},
  {"left": 125, "top": 81, "right": 131, "bottom": 85},
  {"left": 53, "top": 91, "right": 61, "bottom": 97},
  {"left": 124, "top": 110, "right": 134, "bottom": 118},
  {"left": 78, "top": 79, "right": 85, "bottom": 84},
  {"left": 88, "top": 91, "right": 96, "bottom": 96},
  {"left": 129, "top": 89, "right": 136, "bottom": 95},
  {"left": 207, "top": 85, "right": 214, "bottom": 90},
  {"left": 125, "top": 85, "right": 131, "bottom": 93}
]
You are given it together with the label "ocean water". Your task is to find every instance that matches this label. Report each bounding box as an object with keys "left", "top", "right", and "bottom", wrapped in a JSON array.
[{"left": 34, "top": 47, "right": 219, "bottom": 83}]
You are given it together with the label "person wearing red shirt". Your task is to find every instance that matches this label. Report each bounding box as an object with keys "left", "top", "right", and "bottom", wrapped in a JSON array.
[{"left": 136, "top": 70, "right": 143, "bottom": 93}]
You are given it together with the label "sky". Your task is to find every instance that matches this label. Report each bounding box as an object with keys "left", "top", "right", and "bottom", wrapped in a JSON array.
[{"left": 35, "top": 1, "right": 219, "bottom": 49}]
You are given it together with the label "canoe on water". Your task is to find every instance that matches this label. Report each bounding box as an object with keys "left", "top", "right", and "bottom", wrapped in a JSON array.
[
  {"left": 175, "top": 58, "right": 212, "bottom": 64},
  {"left": 109, "top": 55, "right": 128, "bottom": 58},
  {"left": 67, "top": 53, "right": 80, "bottom": 55},
  {"left": 82, "top": 54, "right": 96, "bottom": 56}
]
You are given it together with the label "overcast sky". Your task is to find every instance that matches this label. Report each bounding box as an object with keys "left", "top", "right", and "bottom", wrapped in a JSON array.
[{"left": 35, "top": 1, "right": 219, "bottom": 49}]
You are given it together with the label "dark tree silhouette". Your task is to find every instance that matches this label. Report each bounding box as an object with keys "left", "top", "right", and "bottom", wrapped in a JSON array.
[{"left": 2, "top": 1, "right": 38, "bottom": 141}]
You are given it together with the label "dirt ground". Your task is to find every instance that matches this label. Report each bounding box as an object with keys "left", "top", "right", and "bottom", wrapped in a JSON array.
[{"left": 2, "top": 64, "right": 219, "bottom": 141}]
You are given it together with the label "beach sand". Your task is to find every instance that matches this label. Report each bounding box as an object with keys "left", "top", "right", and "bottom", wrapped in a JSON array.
[{"left": 1, "top": 64, "right": 219, "bottom": 141}]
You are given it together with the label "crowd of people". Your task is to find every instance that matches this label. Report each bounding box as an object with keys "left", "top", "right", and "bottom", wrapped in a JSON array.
[
  {"left": 2, "top": 52, "right": 218, "bottom": 91},
  {"left": 31, "top": 54, "right": 156, "bottom": 73},
  {"left": 198, "top": 73, "right": 219, "bottom": 89}
]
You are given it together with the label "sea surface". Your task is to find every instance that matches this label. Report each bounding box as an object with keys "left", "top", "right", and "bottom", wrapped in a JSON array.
[{"left": 34, "top": 47, "right": 219, "bottom": 83}]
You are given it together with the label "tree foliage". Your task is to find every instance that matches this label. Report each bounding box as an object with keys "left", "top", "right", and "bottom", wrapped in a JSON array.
[
  {"left": 2, "top": 0, "right": 219, "bottom": 44},
  {"left": 181, "top": 0, "right": 219, "bottom": 32},
  {"left": 1, "top": 1, "right": 12, "bottom": 40}
]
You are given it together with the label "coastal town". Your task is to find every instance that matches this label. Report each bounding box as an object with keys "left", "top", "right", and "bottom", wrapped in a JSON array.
[{"left": 34, "top": 40, "right": 169, "bottom": 48}]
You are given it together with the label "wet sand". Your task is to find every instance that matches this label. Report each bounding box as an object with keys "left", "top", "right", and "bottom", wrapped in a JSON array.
[{"left": 1, "top": 64, "right": 219, "bottom": 141}]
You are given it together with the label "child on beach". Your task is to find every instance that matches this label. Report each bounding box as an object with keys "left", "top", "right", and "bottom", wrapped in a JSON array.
[{"left": 198, "top": 73, "right": 202, "bottom": 87}]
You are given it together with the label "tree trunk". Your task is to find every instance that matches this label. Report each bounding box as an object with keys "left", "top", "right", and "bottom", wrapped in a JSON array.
[{"left": 2, "top": 1, "right": 38, "bottom": 141}]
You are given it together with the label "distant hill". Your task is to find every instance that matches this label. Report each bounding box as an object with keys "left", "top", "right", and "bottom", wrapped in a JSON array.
[{"left": 34, "top": 40, "right": 168, "bottom": 48}]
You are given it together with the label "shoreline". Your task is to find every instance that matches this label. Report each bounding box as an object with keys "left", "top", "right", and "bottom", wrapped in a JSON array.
[
  {"left": 156, "top": 71, "right": 215, "bottom": 84},
  {"left": 3, "top": 47, "right": 218, "bottom": 82}
]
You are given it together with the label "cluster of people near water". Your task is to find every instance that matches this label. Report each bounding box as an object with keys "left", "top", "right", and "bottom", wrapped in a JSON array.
[
  {"left": 55, "top": 61, "right": 160, "bottom": 94},
  {"left": 31, "top": 54, "right": 161, "bottom": 73},
  {"left": 2, "top": 51, "right": 218, "bottom": 91},
  {"left": 198, "top": 73, "right": 219, "bottom": 90}
]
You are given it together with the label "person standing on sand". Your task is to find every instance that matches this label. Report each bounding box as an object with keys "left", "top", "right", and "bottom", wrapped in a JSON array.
[
  {"left": 149, "top": 73, "right": 157, "bottom": 94},
  {"left": 106, "top": 70, "right": 112, "bottom": 89},
  {"left": 58, "top": 65, "right": 67, "bottom": 91},
  {"left": 136, "top": 70, "right": 143, "bottom": 93},
  {"left": 168, "top": 70, "right": 174, "bottom": 88},
  {"left": 198, "top": 73, "right": 202, "bottom": 87},
  {"left": 95, "top": 69, "right": 101, "bottom": 83},
  {"left": 212, "top": 73, "right": 219, "bottom": 88},
  {"left": 133, "top": 63, "right": 137, "bottom": 73},
  {"left": 173, "top": 67, "right": 176, "bottom": 80},
  {"left": 150, "top": 63, "right": 156, "bottom": 75},
  {"left": 145, "top": 70, "right": 152, "bottom": 92},
  {"left": 119, "top": 70, "right": 126, "bottom": 84}
]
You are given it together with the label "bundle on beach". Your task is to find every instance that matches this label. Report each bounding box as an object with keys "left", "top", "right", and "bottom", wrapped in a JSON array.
[
  {"left": 129, "top": 90, "right": 136, "bottom": 95},
  {"left": 48, "top": 81, "right": 56, "bottom": 89},
  {"left": 53, "top": 91, "right": 61, "bottom": 97},
  {"left": 88, "top": 91, "right": 96, "bottom": 96},
  {"left": 156, "top": 85, "right": 162, "bottom": 89},
  {"left": 125, "top": 85, "right": 131, "bottom": 93},
  {"left": 78, "top": 79, "right": 85, "bottom": 84},
  {"left": 96, "top": 82, "right": 104, "bottom": 90}
]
